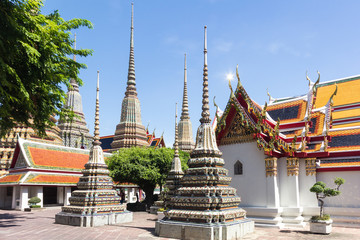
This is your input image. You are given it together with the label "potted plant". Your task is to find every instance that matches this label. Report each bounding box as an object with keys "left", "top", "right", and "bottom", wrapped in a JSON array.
[
  {"left": 28, "top": 196, "right": 41, "bottom": 209},
  {"left": 157, "top": 208, "right": 166, "bottom": 220},
  {"left": 309, "top": 177, "right": 345, "bottom": 234}
]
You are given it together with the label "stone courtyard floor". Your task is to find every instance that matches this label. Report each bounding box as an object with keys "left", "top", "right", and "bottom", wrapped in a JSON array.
[{"left": 0, "top": 207, "right": 360, "bottom": 240}]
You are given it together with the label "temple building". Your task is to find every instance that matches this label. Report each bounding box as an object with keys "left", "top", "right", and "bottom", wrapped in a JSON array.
[
  {"left": 177, "top": 54, "right": 195, "bottom": 153},
  {"left": 156, "top": 26, "right": 254, "bottom": 240},
  {"left": 58, "top": 34, "right": 93, "bottom": 149},
  {"left": 0, "top": 136, "right": 111, "bottom": 210},
  {"left": 215, "top": 70, "right": 360, "bottom": 227},
  {"left": 111, "top": 3, "right": 148, "bottom": 151}
]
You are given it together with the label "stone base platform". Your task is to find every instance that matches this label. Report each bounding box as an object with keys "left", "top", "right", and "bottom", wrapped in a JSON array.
[
  {"left": 55, "top": 211, "right": 133, "bottom": 227},
  {"left": 155, "top": 219, "right": 254, "bottom": 240}
]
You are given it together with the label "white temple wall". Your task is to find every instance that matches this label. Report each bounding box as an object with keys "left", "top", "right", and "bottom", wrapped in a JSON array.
[
  {"left": 298, "top": 161, "right": 318, "bottom": 207},
  {"left": 316, "top": 170, "right": 360, "bottom": 227},
  {"left": 220, "top": 142, "right": 267, "bottom": 207},
  {"left": 317, "top": 171, "right": 360, "bottom": 208}
]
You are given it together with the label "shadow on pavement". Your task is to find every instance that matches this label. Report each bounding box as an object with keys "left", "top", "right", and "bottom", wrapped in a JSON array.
[{"left": 0, "top": 213, "right": 27, "bottom": 228}]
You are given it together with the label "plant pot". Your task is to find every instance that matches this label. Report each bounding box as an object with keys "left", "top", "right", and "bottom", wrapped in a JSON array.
[
  {"left": 157, "top": 212, "right": 165, "bottom": 220},
  {"left": 310, "top": 219, "right": 333, "bottom": 234}
]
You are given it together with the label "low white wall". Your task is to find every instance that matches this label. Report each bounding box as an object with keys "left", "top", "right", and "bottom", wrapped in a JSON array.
[
  {"left": 220, "top": 142, "right": 267, "bottom": 207},
  {"left": 317, "top": 171, "right": 360, "bottom": 208}
]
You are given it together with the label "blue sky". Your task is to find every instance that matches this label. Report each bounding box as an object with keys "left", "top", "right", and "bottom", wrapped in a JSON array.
[{"left": 42, "top": 0, "right": 360, "bottom": 147}]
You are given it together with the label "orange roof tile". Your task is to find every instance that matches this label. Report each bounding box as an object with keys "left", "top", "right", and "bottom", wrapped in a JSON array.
[
  {"left": 321, "top": 162, "right": 360, "bottom": 167},
  {"left": 333, "top": 122, "right": 360, "bottom": 129},
  {"left": 315, "top": 79, "right": 360, "bottom": 108},
  {"left": 333, "top": 108, "right": 360, "bottom": 120},
  {"left": 28, "top": 147, "right": 89, "bottom": 170},
  {"left": 0, "top": 174, "right": 23, "bottom": 183},
  {"left": 26, "top": 174, "right": 79, "bottom": 184}
]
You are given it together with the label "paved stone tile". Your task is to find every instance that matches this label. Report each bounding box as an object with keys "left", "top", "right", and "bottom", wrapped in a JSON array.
[{"left": 1, "top": 207, "right": 360, "bottom": 240}]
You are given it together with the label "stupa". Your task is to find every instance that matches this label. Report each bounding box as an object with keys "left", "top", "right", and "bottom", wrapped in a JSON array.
[
  {"left": 58, "top": 34, "right": 93, "bottom": 149},
  {"left": 156, "top": 26, "right": 254, "bottom": 240},
  {"left": 55, "top": 71, "right": 133, "bottom": 227},
  {"left": 111, "top": 3, "right": 148, "bottom": 151},
  {"left": 178, "top": 54, "right": 195, "bottom": 153},
  {"left": 164, "top": 103, "right": 184, "bottom": 208}
]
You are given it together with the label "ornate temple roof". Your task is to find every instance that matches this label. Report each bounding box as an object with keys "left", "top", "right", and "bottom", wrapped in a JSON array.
[{"left": 216, "top": 71, "right": 360, "bottom": 168}]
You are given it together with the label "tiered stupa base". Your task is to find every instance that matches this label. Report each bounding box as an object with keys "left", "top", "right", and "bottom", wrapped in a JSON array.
[
  {"left": 55, "top": 208, "right": 132, "bottom": 227},
  {"left": 156, "top": 219, "right": 254, "bottom": 240}
]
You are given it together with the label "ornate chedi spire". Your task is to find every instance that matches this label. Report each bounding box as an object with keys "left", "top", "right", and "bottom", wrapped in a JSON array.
[
  {"left": 111, "top": 3, "right": 148, "bottom": 150},
  {"left": 58, "top": 33, "right": 93, "bottom": 149},
  {"left": 55, "top": 71, "right": 132, "bottom": 227},
  {"left": 178, "top": 54, "right": 195, "bottom": 152},
  {"left": 164, "top": 103, "right": 184, "bottom": 208},
  {"left": 157, "top": 26, "right": 252, "bottom": 240}
]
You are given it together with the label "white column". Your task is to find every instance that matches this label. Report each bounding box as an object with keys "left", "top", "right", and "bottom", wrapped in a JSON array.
[
  {"left": 64, "top": 187, "right": 72, "bottom": 206},
  {"left": 19, "top": 186, "right": 29, "bottom": 210},
  {"left": 11, "top": 186, "right": 17, "bottom": 209},
  {"left": 58, "top": 187, "right": 64, "bottom": 204},
  {"left": 280, "top": 157, "right": 304, "bottom": 227},
  {"left": 283, "top": 157, "right": 300, "bottom": 207},
  {"left": 300, "top": 158, "right": 319, "bottom": 220},
  {"left": 265, "top": 157, "right": 280, "bottom": 207},
  {"left": 35, "top": 186, "right": 43, "bottom": 208}
]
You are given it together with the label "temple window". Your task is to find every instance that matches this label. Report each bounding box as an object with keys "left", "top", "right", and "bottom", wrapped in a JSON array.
[{"left": 234, "top": 160, "right": 243, "bottom": 175}]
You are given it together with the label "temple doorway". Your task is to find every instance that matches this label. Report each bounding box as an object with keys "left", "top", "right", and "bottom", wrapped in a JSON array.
[{"left": 43, "top": 187, "right": 58, "bottom": 205}]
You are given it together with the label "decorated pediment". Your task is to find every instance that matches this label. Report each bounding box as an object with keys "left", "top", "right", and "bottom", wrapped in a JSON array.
[
  {"left": 220, "top": 113, "right": 255, "bottom": 145},
  {"left": 14, "top": 151, "right": 29, "bottom": 169}
]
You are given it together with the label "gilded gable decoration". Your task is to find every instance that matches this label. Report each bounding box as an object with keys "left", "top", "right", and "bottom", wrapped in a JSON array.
[{"left": 220, "top": 113, "right": 254, "bottom": 145}]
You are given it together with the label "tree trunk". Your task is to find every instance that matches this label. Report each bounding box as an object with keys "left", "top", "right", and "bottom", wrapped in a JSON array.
[
  {"left": 319, "top": 199, "right": 324, "bottom": 217},
  {"left": 143, "top": 186, "right": 155, "bottom": 209}
]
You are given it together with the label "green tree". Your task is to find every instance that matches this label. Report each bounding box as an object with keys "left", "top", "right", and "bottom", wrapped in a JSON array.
[
  {"left": 310, "top": 177, "right": 345, "bottom": 219},
  {"left": 107, "top": 147, "right": 189, "bottom": 207},
  {"left": 0, "top": 0, "right": 93, "bottom": 137}
]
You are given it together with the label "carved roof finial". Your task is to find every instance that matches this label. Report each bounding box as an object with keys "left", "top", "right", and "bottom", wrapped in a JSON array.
[
  {"left": 200, "top": 26, "right": 210, "bottom": 124},
  {"left": 236, "top": 64, "right": 242, "bottom": 89},
  {"left": 329, "top": 83, "right": 338, "bottom": 106},
  {"left": 93, "top": 71, "right": 101, "bottom": 146}
]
